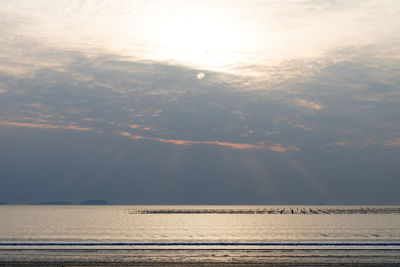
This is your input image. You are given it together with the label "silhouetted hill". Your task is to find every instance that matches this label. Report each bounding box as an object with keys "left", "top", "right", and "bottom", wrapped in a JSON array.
[
  {"left": 79, "top": 199, "right": 109, "bottom": 205},
  {"left": 37, "top": 201, "right": 73, "bottom": 205}
]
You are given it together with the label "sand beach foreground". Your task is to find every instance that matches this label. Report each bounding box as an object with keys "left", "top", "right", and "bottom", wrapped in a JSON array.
[
  {"left": 1, "top": 262, "right": 400, "bottom": 266},
  {"left": 1, "top": 248, "right": 400, "bottom": 267}
]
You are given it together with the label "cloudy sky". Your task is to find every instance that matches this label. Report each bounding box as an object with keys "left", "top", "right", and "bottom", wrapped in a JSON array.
[{"left": 0, "top": 0, "right": 399, "bottom": 204}]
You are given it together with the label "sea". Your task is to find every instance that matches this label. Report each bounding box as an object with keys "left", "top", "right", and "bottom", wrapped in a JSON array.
[{"left": 1, "top": 205, "right": 400, "bottom": 264}]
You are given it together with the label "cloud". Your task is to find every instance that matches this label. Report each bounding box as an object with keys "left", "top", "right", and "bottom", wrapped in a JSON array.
[
  {"left": 295, "top": 124, "right": 312, "bottom": 131},
  {"left": 384, "top": 138, "right": 400, "bottom": 147},
  {"left": 83, "top": 117, "right": 95, "bottom": 121},
  {"left": 28, "top": 102, "right": 42, "bottom": 109},
  {"left": 268, "top": 144, "right": 299, "bottom": 153},
  {"left": 295, "top": 98, "right": 323, "bottom": 110},
  {"left": 0, "top": 121, "right": 92, "bottom": 131},
  {"left": 196, "top": 72, "right": 205, "bottom": 80},
  {"left": 330, "top": 140, "right": 348, "bottom": 146},
  {"left": 358, "top": 96, "right": 381, "bottom": 102},
  {"left": 364, "top": 138, "right": 377, "bottom": 146},
  {"left": 118, "top": 131, "right": 265, "bottom": 150}
]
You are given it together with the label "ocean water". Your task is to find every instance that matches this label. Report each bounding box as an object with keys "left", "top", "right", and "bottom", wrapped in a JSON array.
[{"left": 1, "top": 205, "right": 400, "bottom": 263}]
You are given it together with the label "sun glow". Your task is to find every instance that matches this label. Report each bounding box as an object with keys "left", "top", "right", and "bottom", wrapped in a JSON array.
[
  {"left": 142, "top": 6, "right": 259, "bottom": 71},
  {"left": 3, "top": 0, "right": 398, "bottom": 75}
]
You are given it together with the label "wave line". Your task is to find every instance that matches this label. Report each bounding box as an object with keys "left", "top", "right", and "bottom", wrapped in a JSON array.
[{"left": 1, "top": 242, "right": 400, "bottom": 247}]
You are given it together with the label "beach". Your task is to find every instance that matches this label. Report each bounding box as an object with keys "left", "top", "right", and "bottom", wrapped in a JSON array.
[
  {"left": 1, "top": 262, "right": 400, "bottom": 266},
  {"left": 1, "top": 248, "right": 400, "bottom": 266}
]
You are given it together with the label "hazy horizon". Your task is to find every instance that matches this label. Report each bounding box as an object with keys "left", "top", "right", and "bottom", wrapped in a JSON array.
[{"left": 1, "top": 0, "right": 400, "bottom": 205}]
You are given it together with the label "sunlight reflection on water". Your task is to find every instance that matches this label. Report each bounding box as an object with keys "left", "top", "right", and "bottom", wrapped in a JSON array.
[
  {"left": 1, "top": 206, "right": 400, "bottom": 245},
  {"left": 1, "top": 206, "right": 400, "bottom": 263}
]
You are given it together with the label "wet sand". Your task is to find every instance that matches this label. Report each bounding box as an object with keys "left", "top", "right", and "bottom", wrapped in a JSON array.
[
  {"left": 1, "top": 248, "right": 400, "bottom": 266},
  {"left": 1, "top": 262, "right": 400, "bottom": 266}
]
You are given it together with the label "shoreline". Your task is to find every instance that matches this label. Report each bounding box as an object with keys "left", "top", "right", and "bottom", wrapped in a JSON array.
[{"left": 1, "top": 248, "right": 400, "bottom": 266}]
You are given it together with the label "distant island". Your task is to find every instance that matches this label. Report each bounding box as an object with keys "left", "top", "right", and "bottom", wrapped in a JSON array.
[{"left": 79, "top": 200, "right": 109, "bottom": 205}]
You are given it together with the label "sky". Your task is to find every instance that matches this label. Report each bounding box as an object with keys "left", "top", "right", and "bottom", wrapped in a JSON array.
[{"left": 0, "top": 0, "right": 399, "bottom": 204}]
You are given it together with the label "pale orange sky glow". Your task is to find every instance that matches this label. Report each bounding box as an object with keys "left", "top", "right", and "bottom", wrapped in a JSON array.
[
  {"left": 0, "top": 121, "right": 92, "bottom": 131},
  {"left": 118, "top": 131, "right": 265, "bottom": 150}
]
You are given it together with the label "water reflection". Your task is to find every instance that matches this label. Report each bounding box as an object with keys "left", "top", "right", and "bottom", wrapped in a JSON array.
[{"left": 1, "top": 206, "right": 400, "bottom": 244}]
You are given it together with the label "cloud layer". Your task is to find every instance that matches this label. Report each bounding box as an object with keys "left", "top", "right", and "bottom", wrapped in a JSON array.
[{"left": 0, "top": 1, "right": 399, "bottom": 204}]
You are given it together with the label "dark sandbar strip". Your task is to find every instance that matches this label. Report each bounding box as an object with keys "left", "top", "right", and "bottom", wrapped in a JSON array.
[{"left": 2, "top": 242, "right": 400, "bottom": 246}]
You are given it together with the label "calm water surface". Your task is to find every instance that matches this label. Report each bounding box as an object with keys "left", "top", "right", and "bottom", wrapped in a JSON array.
[{"left": 1, "top": 205, "right": 400, "bottom": 263}]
